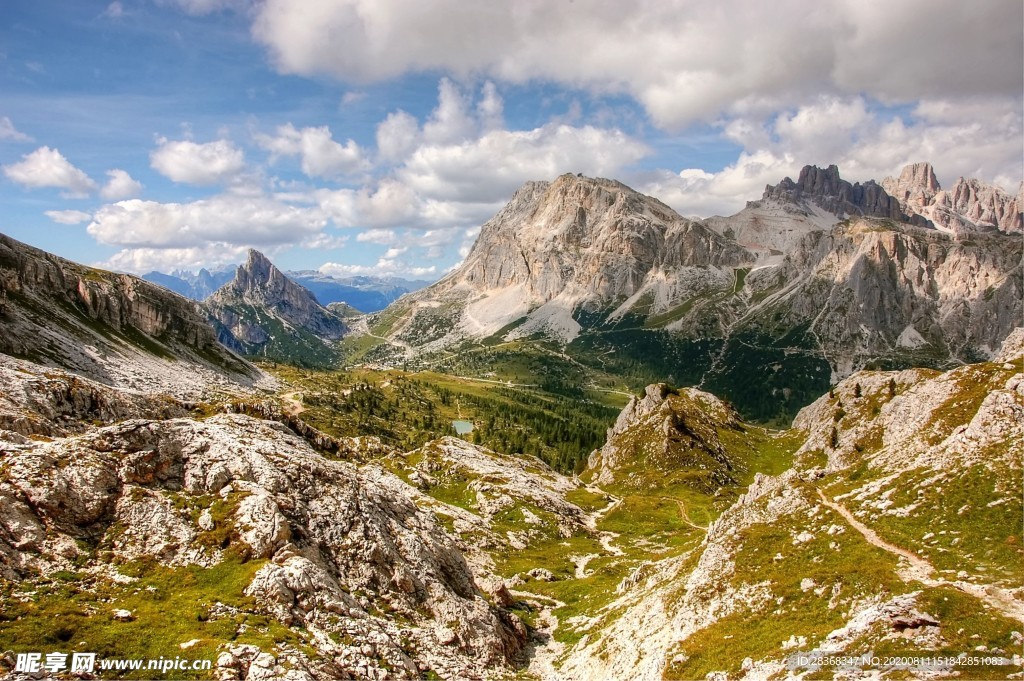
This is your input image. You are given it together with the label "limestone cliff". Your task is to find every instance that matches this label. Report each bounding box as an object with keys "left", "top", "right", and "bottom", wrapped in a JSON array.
[
  {"left": 882, "top": 162, "right": 1023, "bottom": 234},
  {"left": 0, "top": 232, "right": 258, "bottom": 395}
]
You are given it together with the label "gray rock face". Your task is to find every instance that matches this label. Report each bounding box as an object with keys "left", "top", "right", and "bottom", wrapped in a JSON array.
[
  {"left": 457, "top": 174, "right": 750, "bottom": 302},
  {"left": 880, "top": 162, "right": 941, "bottom": 213},
  {"left": 0, "top": 232, "right": 259, "bottom": 394},
  {"left": 753, "top": 220, "right": 1023, "bottom": 374},
  {"left": 0, "top": 414, "right": 526, "bottom": 678},
  {"left": 763, "top": 165, "right": 908, "bottom": 222},
  {"left": 382, "top": 174, "right": 754, "bottom": 346},
  {"left": 205, "top": 250, "right": 347, "bottom": 364},
  {"left": 882, "top": 162, "right": 1023, "bottom": 234}
]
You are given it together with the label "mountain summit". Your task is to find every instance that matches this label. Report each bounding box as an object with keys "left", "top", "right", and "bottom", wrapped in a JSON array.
[
  {"left": 882, "top": 162, "right": 1023, "bottom": 234},
  {"left": 205, "top": 250, "right": 347, "bottom": 366},
  {"left": 363, "top": 165, "right": 1022, "bottom": 421}
]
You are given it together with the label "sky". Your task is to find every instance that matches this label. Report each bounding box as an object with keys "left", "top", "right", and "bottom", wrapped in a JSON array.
[{"left": 1, "top": 0, "right": 1021, "bottom": 280}]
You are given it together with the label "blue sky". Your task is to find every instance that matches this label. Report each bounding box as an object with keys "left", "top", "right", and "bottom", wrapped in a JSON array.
[{"left": 1, "top": 0, "right": 1021, "bottom": 278}]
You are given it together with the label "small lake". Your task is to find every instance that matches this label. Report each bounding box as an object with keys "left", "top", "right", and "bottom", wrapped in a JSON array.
[{"left": 452, "top": 420, "right": 474, "bottom": 435}]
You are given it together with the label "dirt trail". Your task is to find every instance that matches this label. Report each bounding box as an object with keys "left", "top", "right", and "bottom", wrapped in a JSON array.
[
  {"left": 281, "top": 391, "right": 304, "bottom": 416},
  {"left": 662, "top": 496, "right": 708, "bottom": 531},
  {"left": 817, "top": 489, "right": 1024, "bottom": 624},
  {"left": 584, "top": 489, "right": 624, "bottom": 557},
  {"left": 515, "top": 590, "right": 567, "bottom": 681}
]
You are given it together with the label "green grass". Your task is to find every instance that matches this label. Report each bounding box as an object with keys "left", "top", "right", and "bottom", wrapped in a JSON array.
[
  {"left": 0, "top": 557, "right": 311, "bottom": 679},
  {"left": 665, "top": 483, "right": 908, "bottom": 679}
]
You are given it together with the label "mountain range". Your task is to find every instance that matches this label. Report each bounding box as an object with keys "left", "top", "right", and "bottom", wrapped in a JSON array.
[
  {"left": 0, "top": 160, "right": 1021, "bottom": 680},
  {"left": 143, "top": 266, "right": 430, "bottom": 313},
  {"left": 362, "top": 162, "right": 1022, "bottom": 421}
]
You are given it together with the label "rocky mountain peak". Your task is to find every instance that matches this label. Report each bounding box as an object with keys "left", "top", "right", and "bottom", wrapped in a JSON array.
[
  {"left": 206, "top": 250, "right": 347, "bottom": 365},
  {"left": 882, "top": 161, "right": 941, "bottom": 196},
  {"left": 881, "top": 164, "right": 1023, "bottom": 235},
  {"left": 223, "top": 248, "right": 295, "bottom": 302},
  {"left": 764, "top": 164, "right": 909, "bottom": 222}
]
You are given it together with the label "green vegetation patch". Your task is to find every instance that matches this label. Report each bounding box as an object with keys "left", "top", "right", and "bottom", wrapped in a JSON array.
[{"left": 0, "top": 557, "right": 310, "bottom": 680}]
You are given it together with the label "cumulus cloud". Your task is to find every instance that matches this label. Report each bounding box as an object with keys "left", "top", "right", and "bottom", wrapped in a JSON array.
[
  {"left": 87, "top": 194, "right": 326, "bottom": 249},
  {"left": 2, "top": 146, "right": 97, "bottom": 197},
  {"left": 100, "top": 168, "right": 143, "bottom": 200},
  {"left": 250, "top": 0, "right": 1022, "bottom": 130},
  {"left": 319, "top": 258, "right": 437, "bottom": 279},
  {"left": 355, "top": 228, "right": 399, "bottom": 244},
  {"left": 255, "top": 123, "right": 367, "bottom": 178},
  {"left": 0, "top": 117, "right": 32, "bottom": 142},
  {"left": 102, "top": 243, "right": 255, "bottom": 274},
  {"left": 399, "top": 122, "right": 649, "bottom": 203},
  {"left": 376, "top": 110, "right": 421, "bottom": 162},
  {"left": 150, "top": 137, "right": 246, "bottom": 185},
  {"left": 45, "top": 209, "right": 93, "bottom": 225},
  {"left": 637, "top": 95, "right": 1024, "bottom": 217}
]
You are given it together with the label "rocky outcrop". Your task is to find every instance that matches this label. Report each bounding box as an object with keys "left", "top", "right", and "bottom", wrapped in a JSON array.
[
  {"left": 0, "top": 414, "right": 526, "bottom": 678},
  {"left": 0, "top": 356, "right": 190, "bottom": 437},
  {"left": 763, "top": 165, "right": 910, "bottom": 222},
  {"left": 586, "top": 384, "right": 742, "bottom": 492},
  {"left": 882, "top": 162, "right": 1023, "bottom": 234},
  {"left": 749, "top": 219, "right": 1023, "bottom": 374},
  {"left": 0, "top": 232, "right": 260, "bottom": 395},
  {"left": 880, "top": 162, "right": 941, "bottom": 213},
  {"left": 205, "top": 250, "right": 347, "bottom": 367}
]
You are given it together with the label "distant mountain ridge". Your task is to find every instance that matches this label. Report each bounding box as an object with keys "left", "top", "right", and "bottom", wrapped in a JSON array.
[
  {"left": 143, "top": 267, "right": 235, "bottom": 301},
  {"left": 0, "top": 232, "right": 260, "bottom": 395},
  {"left": 881, "top": 161, "right": 1023, "bottom": 234},
  {"left": 144, "top": 267, "right": 430, "bottom": 312}
]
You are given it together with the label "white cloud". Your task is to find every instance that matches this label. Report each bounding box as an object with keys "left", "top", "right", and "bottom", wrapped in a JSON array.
[
  {"left": 355, "top": 228, "right": 398, "bottom": 244},
  {"left": 150, "top": 137, "right": 246, "bottom": 185},
  {"left": 102, "top": 243, "right": 254, "bottom": 274},
  {"left": 376, "top": 110, "right": 419, "bottom": 162},
  {"left": 0, "top": 117, "right": 32, "bottom": 142},
  {"left": 255, "top": 123, "right": 367, "bottom": 178},
  {"left": 340, "top": 91, "right": 366, "bottom": 106},
  {"left": 45, "top": 209, "right": 92, "bottom": 225},
  {"left": 161, "top": 0, "right": 246, "bottom": 15},
  {"left": 399, "top": 122, "right": 649, "bottom": 203},
  {"left": 87, "top": 194, "right": 326, "bottom": 249},
  {"left": 102, "top": 2, "right": 124, "bottom": 18},
  {"left": 637, "top": 95, "right": 1024, "bottom": 217},
  {"left": 100, "top": 168, "right": 143, "bottom": 200},
  {"left": 250, "top": 0, "right": 1022, "bottom": 130},
  {"left": 2, "top": 146, "right": 97, "bottom": 197},
  {"left": 422, "top": 78, "right": 475, "bottom": 144},
  {"left": 319, "top": 258, "right": 437, "bottom": 279}
]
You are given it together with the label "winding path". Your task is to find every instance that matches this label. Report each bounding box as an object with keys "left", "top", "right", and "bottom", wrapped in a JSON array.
[
  {"left": 817, "top": 489, "right": 1024, "bottom": 624},
  {"left": 662, "top": 496, "right": 708, "bottom": 531}
]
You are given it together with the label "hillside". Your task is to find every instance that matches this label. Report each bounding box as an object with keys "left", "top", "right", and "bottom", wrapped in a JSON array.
[
  {"left": 0, "top": 232, "right": 260, "bottom": 396},
  {"left": 0, "top": 284, "right": 1020, "bottom": 679}
]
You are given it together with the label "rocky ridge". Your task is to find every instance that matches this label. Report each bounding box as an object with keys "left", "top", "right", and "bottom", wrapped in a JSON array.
[
  {"left": 0, "top": 232, "right": 261, "bottom": 397},
  {"left": 362, "top": 165, "right": 1021, "bottom": 423},
  {"left": 882, "top": 162, "right": 1023, "bottom": 234},
  {"left": 0, "top": 413, "right": 529, "bottom": 679},
  {"left": 553, "top": 330, "right": 1023, "bottom": 680}
]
